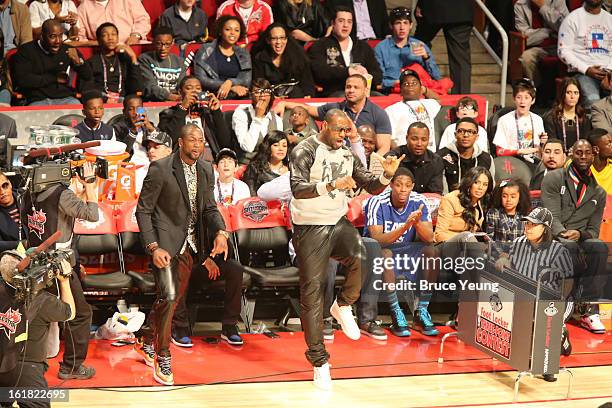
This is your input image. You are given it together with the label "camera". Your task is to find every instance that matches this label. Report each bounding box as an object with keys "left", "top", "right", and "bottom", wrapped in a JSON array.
[
  {"left": 20, "top": 155, "right": 109, "bottom": 193},
  {"left": 69, "top": 154, "right": 109, "bottom": 181},
  {"left": 196, "top": 91, "right": 213, "bottom": 107},
  {"left": 12, "top": 249, "right": 74, "bottom": 304}
]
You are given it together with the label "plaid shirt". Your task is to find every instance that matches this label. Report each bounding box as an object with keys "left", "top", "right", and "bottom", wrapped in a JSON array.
[{"left": 485, "top": 208, "right": 525, "bottom": 253}]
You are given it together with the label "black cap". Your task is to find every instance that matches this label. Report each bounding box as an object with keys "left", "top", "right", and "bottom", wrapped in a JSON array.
[
  {"left": 400, "top": 69, "right": 420, "bottom": 82},
  {"left": 521, "top": 207, "right": 553, "bottom": 229},
  {"left": 215, "top": 148, "right": 238, "bottom": 164},
  {"left": 390, "top": 7, "right": 412, "bottom": 23},
  {"left": 143, "top": 131, "right": 172, "bottom": 150}
]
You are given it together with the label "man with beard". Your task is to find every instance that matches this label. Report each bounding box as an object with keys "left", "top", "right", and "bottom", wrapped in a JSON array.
[
  {"left": 557, "top": 0, "right": 612, "bottom": 107},
  {"left": 530, "top": 138, "right": 567, "bottom": 190},
  {"left": 541, "top": 139, "right": 608, "bottom": 334},
  {"left": 290, "top": 108, "right": 403, "bottom": 390},
  {"left": 135, "top": 124, "right": 237, "bottom": 386},
  {"left": 11, "top": 19, "right": 91, "bottom": 105}
]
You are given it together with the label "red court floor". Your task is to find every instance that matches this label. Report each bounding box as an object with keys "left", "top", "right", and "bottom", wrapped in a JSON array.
[{"left": 44, "top": 324, "right": 612, "bottom": 388}]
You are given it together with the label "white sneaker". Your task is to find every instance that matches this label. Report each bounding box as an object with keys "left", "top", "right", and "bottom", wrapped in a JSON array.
[
  {"left": 330, "top": 300, "right": 360, "bottom": 340},
  {"left": 580, "top": 314, "right": 606, "bottom": 334},
  {"left": 313, "top": 363, "right": 332, "bottom": 390}
]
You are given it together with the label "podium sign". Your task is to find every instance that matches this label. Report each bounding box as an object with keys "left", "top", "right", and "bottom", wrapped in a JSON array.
[{"left": 457, "top": 268, "right": 564, "bottom": 376}]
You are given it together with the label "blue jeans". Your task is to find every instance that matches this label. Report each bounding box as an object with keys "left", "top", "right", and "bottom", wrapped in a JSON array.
[
  {"left": 575, "top": 74, "right": 606, "bottom": 108},
  {"left": 0, "top": 89, "right": 11, "bottom": 105},
  {"left": 29, "top": 96, "right": 80, "bottom": 106}
]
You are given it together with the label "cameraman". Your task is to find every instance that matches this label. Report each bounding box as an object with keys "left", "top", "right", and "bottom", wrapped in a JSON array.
[
  {"left": 21, "top": 161, "right": 98, "bottom": 380},
  {"left": 0, "top": 251, "right": 75, "bottom": 408},
  {"left": 158, "top": 75, "right": 232, "bottom": 161}
]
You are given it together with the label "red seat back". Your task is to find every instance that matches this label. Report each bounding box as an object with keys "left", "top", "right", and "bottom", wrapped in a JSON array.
[
  {"left": 74, "top": 201, "right": 118, "bottom": 235},
  {"left": 228, "top": 198, "right": 291, "bottom": 230},
  {"left": 347, "top": 194, "right": 371, "bottom": 228}
]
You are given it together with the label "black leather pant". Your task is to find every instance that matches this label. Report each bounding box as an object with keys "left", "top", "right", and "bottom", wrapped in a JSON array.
[
  {"left": 146, "top": 248, "right": 193, "bottom": 355},
  {"left": 293, "top": 217, "right": 365, "bottom": 367}
]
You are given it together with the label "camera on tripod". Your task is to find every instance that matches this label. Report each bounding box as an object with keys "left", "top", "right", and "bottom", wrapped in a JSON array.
[{"left": 12, "top": 248, "right": 74, "bottom": 304}]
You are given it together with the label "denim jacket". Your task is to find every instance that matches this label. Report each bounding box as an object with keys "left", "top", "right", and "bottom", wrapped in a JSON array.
[{"left": 193, "top": 39, "right": 252, "bottom": 92}]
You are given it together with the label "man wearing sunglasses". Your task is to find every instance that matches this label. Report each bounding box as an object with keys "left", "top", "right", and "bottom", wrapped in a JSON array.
[
  {"left": 436, "top": 117, "right": 495, "bottom": 193},
  {"left": 375, "top": 7, "right": 442, "bottom": 94},
  {"left": 0, "top": 172, "right": 25, "bottom": 252},
  {"left": 290, "top": 108, "right": 404, "bottom": 390}
]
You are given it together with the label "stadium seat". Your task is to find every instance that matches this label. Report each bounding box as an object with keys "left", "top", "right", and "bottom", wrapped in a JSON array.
[
  {"left": 53, "top": 114, "right": 84, "bottom": 128},
  {"left": 74, "top": 201, "right": 134, "bottom": 293},
  {"left": 493, "top": 156, "right": 533, "bottom": 187}
]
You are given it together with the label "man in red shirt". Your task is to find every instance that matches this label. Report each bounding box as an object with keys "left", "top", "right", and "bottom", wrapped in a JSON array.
[{"left": 216, "top": 0, "right": 273, "bottom": 45}]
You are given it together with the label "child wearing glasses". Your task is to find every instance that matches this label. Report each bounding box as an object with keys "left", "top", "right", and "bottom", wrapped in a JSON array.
[
  {"left": 439, "top": 96, "right": 489, "bottom": 152},
  {"left": 436, "top": 117, "right": 494, "bottom": 193},
  {"left": 138, "top": 25, "right": 186, "bottom": 102}
]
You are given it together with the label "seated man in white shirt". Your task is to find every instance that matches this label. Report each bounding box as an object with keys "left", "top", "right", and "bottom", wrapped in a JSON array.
[
  {"left": 232, "top": 78, "right": 283, "bottom": 159},
  {"left": 385, "top": 69, "right": 445, "bottom": 151},
  {"left": 213, "top": 148, "right": 251, "bottom": 206},
  {"left": 439, "top": 96, "right": 489, "bottom": 152}
]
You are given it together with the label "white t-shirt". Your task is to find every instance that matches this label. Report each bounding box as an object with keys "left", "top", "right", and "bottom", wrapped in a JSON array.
[
  {"left": 341, "top": 36, "right": 353, "bottom": 67},
  {"left": 385, "top": 99, "right": 441, "bottom": 151},
  {"left": 178, "top": 8, "right": 193, "bottom": 22},
  {"left": 493, "top": 110, "right": 545, "bottom": 151},
  {"left": 439, "top": 123, "right": 489, "bottom": 153},
  {"left": 29, "top": 0, "right": 78, "bottom": 34},
  {"left": 237, "top": 5, "right": 253, "bottom": 24},
  {"left": 213, "top": 176, "right": 251, "bottom": 205}
]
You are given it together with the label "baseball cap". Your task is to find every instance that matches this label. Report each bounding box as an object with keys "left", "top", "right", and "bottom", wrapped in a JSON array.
[
  {"left": 143, "top": 131, "right": 172, "bottom": 150},
  {"left": 390, "top": 7, "right": 412, "bottom": 23},
  {"left": 400, "top": 69, "right": 420, "bottom": 82},
  {"left": 521, "top": 207, "right": 553, "bottom": 229},
  {"left": 215, "top": 148, "right": 238, "bottom": 164}
]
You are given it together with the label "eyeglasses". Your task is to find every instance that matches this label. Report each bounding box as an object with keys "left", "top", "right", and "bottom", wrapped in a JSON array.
[
  {"left": 252, "top": 89, "right": 273, "bottom": 96},
  {"left": 0, "top": 181, "right": 10, "bottom": 190},
  {"left": 154, "top": 41, "right": 173, "bottom": 48},
  {"left": 270, "top": 36, "right": 287, "bottom": 42},
  {"left": 458, "top": 103, "right": 475, "bottom": 111},
  {"left": 329, "top": 126, "right": 352, "bottom": 134},
  {"left": 455, "top": 128, "right": 478, "bottom": 136}
]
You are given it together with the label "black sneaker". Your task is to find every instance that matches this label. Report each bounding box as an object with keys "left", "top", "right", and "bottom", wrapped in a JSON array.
[
  {"left": 323, "top": 317, "right": 335, "bottom": 340},
  {"left": 221, "top": 324, "right": 244, "bottom": 345},
  {"left": 542, "top": 374, "right": 557, "bottom": 382},
  {"left": 58, "top": 364, "right": 96, "bottom": 380},
  {"left": 561, "top": 324, "right": 572, "bottom": 356},
  {"left": 359, "top": 321, "right": 388, "bottom": 341}
]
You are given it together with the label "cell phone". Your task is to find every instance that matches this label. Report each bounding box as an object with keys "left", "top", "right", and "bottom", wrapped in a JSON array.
[
  {"left": 263, "top": 331, "right": 280, "bottom": 339},
  {"left": 136, "top": 106, "right": 146, "bottom": 123},
  {"left": 111, "top": 339, "right": 135, "bottom": 347},
  {"left": 472, "top": 232, "right": 490, "bottom": 242}
]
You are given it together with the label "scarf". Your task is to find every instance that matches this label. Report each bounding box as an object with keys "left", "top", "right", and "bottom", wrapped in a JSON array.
[{"left": 568, "top": 161, "right": 593, "bottom": 207}]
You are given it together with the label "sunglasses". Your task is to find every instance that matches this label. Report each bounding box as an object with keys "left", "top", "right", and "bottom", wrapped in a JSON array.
[
  {"left": 458, "top": 103, "right": 476, "bottom": 111},
  {"left": 391, "top": 7, "right": 412, "bottom": 19},
  {"left": 252, "top": 88, "right": 273, "bottom": 96},
  {"left": 329, "top": 126, "right": 352, "bottom": 134},
  {"left": 0, "top": 181, "right": 10, "bottom": 190}
]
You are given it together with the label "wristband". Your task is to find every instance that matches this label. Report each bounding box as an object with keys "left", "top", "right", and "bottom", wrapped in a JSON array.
[
  {"left": 146, "top": 242, "right": 159, "bottom": 255},
  {"left": 85, "top": 176, "right": 96, "bottom": 184}
]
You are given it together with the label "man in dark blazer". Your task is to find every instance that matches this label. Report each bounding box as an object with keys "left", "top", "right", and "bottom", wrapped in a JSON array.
[
  {"left": 414, "top": 0, "right": 473, "bottom": 94},
  {"left": 324, "top": 0, "right": 390, "bottom": 40},
  {"left": 541, "top": 139, "right": 609, "bottom": 335},
  {"left": 135, "top": 123, "right": 239, "bottom": 386}
]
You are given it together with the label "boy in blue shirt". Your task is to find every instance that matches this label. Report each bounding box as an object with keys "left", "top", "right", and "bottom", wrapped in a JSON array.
[
  {"left": 359, "top": 167, "right": 437, "bottom": 338},
  {"left": 375, "top": 7, "right": 442, "bottom": 94}
]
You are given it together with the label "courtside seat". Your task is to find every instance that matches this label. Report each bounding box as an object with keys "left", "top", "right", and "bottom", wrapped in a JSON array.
[
  {"left": 229, "top": 198, "right": 299, "bottom": 288},
  {"left": 74, "top": 201, "right": 134, "bottom": 292}
]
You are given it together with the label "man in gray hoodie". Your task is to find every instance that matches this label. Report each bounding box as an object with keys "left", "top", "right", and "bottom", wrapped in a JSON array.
[{"left": 436, "top": 117, "right": 495, "bottom": 193}]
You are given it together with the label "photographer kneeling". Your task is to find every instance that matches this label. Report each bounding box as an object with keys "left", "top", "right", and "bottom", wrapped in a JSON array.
[{"left": 0, "top": 251, "right": 75, "bottom": 408}]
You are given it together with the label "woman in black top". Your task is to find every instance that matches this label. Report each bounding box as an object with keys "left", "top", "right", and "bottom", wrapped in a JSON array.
[
  {"left": 251, "top": 23, "right": 315, "bottom": 98},
  {"left": 273, "top": 0, "right": 329, "bottom": 43},
  {"left": 82, "top": 23, "right": 141, "bottom": 102},
  {"left": 242, "top": 130, "right": 290, "bottom": 196},
  {"left": 543, "top": 77, "right": 592, "bottom": 152}
]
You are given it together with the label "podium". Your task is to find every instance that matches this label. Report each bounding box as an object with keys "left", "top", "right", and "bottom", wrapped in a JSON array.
[{"left": 438, "top": 265, "right": 573, "bottom": 401}]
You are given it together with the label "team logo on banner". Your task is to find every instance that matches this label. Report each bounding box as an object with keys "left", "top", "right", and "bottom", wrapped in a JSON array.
[
  {"left": 0, "top": 307, "right": 22, "bottom": 340},
  {"left": 243, "top": 200, "right": 268, "bottom": 222},
  {"left": 27, "top": 209, "right": 47, "bottom": 240}
]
